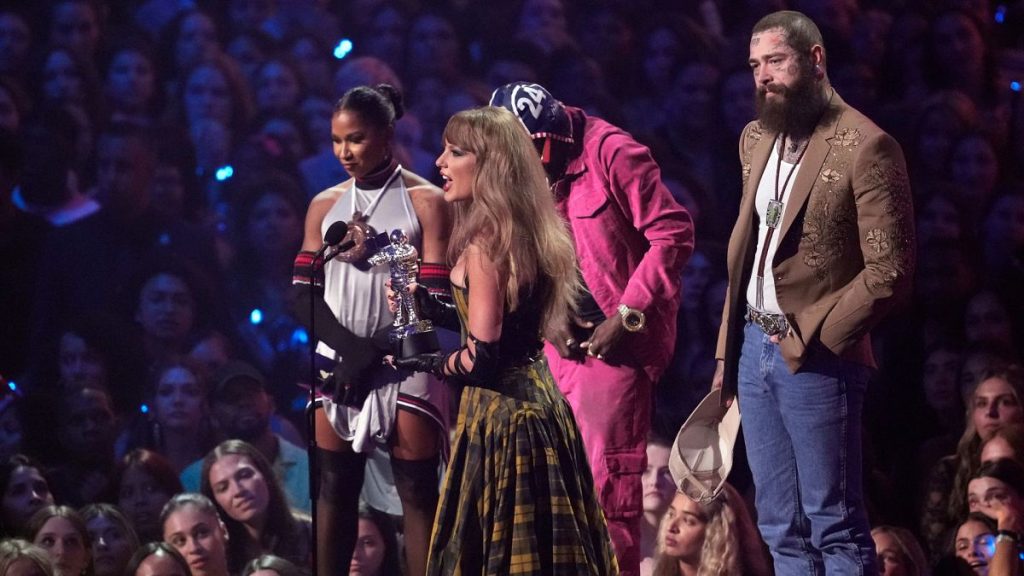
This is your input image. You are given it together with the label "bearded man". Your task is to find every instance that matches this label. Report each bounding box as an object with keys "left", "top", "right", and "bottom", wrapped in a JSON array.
[{"left": 712, "top": 10, "right": 915, "bottom": 574}]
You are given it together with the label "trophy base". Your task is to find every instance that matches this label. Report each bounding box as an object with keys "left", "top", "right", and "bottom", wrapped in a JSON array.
[{"left": 397, "top": 330, "right": 440, "bottom": 358}]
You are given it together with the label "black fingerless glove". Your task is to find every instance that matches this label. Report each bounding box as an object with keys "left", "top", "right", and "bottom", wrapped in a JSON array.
[
  {"left": 392, "top": 351, "right": 449, "bottom": 378},
  {"left": 413, "top": 285, "right": 460, "bottom": 332}
]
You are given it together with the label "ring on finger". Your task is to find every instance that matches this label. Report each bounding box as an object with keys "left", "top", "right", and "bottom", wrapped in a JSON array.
[{"left": 566, "top": 338, "right": 576, "bottom": 347}]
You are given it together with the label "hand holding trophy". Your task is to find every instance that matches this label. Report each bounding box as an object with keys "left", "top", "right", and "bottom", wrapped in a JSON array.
[{"left": 369, "top": 229, "right": 441, "bottom": 358}]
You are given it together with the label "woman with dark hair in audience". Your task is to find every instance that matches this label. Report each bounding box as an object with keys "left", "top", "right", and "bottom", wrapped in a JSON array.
[
  {"left": 124, "top": 542, "right": 190, "bottom": 576},
  {"left": 200, "top": 439, "right": 311, "bottom": 572},
  {"left": 41, "top": 311, "right": 148, "bottom": 417},
  {"left": 349, "top": 501, "right": 400, "bottom": 576},
  {"left": 80, "top": 503, "right": 140, "bottom": 576},
  {"left": 117, "top": 357, "right": 215, "bottom": 473},
  {"left": 253, "top": 56, "right": 305, "bottom": 116},
  {"left": 0, "top": 538, "right": 56, "bottom": 576},
  {"left": 949, "top": 512, "right": 998, "bottom": 575},
  {"left": 159, "top": 9, "right": 222, "bottom": 85},
  {"left": 36, "top": 44, "right": 104, "bottom": 129},
  {"left": 922, "top": 8, "right": 1007, "bottom": 142},
  {"left": 242, "top": 554, "right": 307, "bottom": 576},
  {"left": 116, "top": 449, "right": 184, "bottom": 543},
  {"left": 1, "top": 454, "right": 55, "bottom": 539},
  {"left": 26, "top": 505, "right": 93, "bottom": 576},
  {"left": 103, "top": 36, "right": 163, "bottom": 126},
  {"left": 122, "top": 254, "right": 224, "bottom": 368},
  {"left": 294, "top": 83, "right": 450, "bottom": 576},
  {"left": 161, "top": 493, "right": 231, "bottom": 576}
]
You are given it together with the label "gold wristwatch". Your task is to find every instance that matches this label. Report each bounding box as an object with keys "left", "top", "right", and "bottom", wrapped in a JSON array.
[{"left": 617, "top": 304, "right": 646, "bottom": 332}]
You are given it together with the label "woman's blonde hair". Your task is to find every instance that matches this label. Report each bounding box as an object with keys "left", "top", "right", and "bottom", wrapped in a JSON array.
[
  {"left": 0, "top": 539, "right": 55, "bottom": 576},
  {"left": 871, "top": 525, "right": 929, "bottom": 576},
  {"left": 441, "top": 106, "right": 579, "bottom": 327},
  {"left": 652, "top": 487, "right": 743, "bottom": 576},
  {"left": 948, "top": 365, "right": 1024, "bottom": 521}
]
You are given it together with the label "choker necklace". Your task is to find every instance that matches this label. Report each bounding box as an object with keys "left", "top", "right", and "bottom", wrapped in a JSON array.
[{"left": 355, "top": 156, "right": 399, "bottom": 189}]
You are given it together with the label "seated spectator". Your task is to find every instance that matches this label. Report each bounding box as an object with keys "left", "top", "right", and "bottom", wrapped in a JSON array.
[
  {"left": 46, "top": 312, "right": 147, "bottom": 417},
  {"left": 160, "top": 493, "right": 230, "bottom": 576},
  {"left": 981, "top": 424, "right": 1024, "bottom": 465},
  {"left": 200, "top": 440, "right": 311, "bottom": 572},
  {"left": 117, "top": 357, "right": 216, "bottom": 472},
  {"left": 951, "top": 512, "right": 997, "bottom": 575},
  {"left": 180, "top": 361, "right": 310, "bottom": 513},
  {"left": 968, "top": 458, "right": 1024, "bottom": 518},
  {"left": 122, "top": 255, "right": 223, "bottom": 368},
  {"left": 47, "top": 386, "right": 119, "bottom": 507},
  {"left": 1, "top": 455, "right": 55, "bottom": 539},
  {"left": 349, "top": 502, "right": 401, "bottom": 576},
  {"left": 124, "top": 541, "right": 190, "bottom": 576},
  {"left": 871, "top": 525, "right": 929, "bottom": 576},
  {"left": 26, "top": 505, "right": 92, "bottom": 576},
  {"left": 640, "top": 433, "right": 675, "bottom": 569},
  {"left": 0, "top": 538, "right": 56, "bottom": 576},
  {"left": 116, "top": 449, "right": 183, "bottom": 544},
  {"left": 242, "top": 554, "right": 306, "bottom": 576},
  {"left": 921, "top": 365, "right": 1024, "bottom": 561},
  {"left": 80, "top": 503, "right": 140, "bottom": 576},
  {"left": 648, "top": 484, "right": 770, "bottom": 576},
  {"left": 103, "top": 37, "right": 162, "bottom": 127}
]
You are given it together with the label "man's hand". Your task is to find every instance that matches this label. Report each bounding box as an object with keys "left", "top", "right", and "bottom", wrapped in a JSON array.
[
  {"left": 544, "top": 316, "right": 592, "bottom": 361},
  {"left": 711, "top": 359, "right": 735, "bottom": 408},
  {"left": 581, "top": 316, "right": 625, "bottom": 362}
]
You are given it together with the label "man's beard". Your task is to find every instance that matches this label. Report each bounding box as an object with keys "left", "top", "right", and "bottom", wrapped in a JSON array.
[{"left": 755, "top": 67, "right": 826, "bottom": 135}]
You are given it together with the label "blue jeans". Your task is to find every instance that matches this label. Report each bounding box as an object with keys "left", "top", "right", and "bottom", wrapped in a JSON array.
[{"left": 738, "top": 322, "right": 876, "bottom": 575}]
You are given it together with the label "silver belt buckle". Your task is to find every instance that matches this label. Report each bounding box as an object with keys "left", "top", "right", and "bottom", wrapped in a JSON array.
[{"left": 747, "top": 306, "right": 788, "bottom": 336}]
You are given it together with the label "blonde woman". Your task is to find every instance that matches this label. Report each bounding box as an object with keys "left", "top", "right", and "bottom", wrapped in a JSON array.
[
  {"left": 0, "top": 539, "right": 56, "bottom": 576},
  {"left": 650, "top": 484, "right": 770, "bottom": 576},
  {"left": 392, "top": 106, "right": 617, "bottom": 574},
  {"left": 921, "top": 365, "right": 1024, "bottom": 560}
]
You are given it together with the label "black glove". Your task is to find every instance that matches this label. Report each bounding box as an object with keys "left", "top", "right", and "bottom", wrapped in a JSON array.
[
  {"left": 391, "top": 351, "right": 448, "bottom": 378},
  {"left": 412, "top": 285, "right": 460, "bottom": 331},
  {"left": 324, "top": 327, "right": 392, "bottom": 406}
]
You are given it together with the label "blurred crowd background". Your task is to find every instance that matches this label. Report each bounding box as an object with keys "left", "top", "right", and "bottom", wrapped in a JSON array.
[{"left": 1, "top": 0, "right": 1024, "bottom": 574}]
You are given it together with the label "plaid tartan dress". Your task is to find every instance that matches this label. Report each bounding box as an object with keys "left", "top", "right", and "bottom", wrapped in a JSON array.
[{"left": 426, "top": 286, "right": 619, "bottom": 575}]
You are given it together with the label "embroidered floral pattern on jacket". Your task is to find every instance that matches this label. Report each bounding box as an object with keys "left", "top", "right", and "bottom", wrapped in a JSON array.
[
  {"left": 863, "top": 160, "right": 915, "bottom": 291},
  {"left": 835, "top": 128, "right": 861, "bottom": 148},
  {"left": 801, "top": 137, "right": 855, "bottom": 280}
]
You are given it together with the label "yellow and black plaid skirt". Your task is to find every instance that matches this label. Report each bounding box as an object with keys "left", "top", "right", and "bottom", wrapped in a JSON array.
[{"left": 426, "top": 357, "right": 619, "bottom": 575}]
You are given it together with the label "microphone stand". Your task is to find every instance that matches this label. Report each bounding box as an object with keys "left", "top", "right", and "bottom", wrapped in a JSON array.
[{"left": 307, "top": 253, "right": 323, "bottom": 576}]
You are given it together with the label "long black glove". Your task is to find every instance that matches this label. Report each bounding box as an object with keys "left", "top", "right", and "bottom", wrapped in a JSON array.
[
  {"left": 412, "top": 284, "right": 460, "bottom": 332},
  {"left": 392, "top": 335, "right": 500, "bottom": 387},
  {"left": 323, "top": 327, "right": 391, "bottom": 406},
  {"left": 391, "top": 351, "right": 449, "bottom": 378}
]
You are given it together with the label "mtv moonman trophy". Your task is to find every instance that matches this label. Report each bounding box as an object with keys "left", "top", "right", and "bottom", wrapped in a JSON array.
[{"left": 368, "top": 229, "right": 440, "bottom": 358}]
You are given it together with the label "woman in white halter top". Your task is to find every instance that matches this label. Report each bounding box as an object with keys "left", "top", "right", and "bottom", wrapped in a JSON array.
[{"left": 293, "top": 84, "right": 450, "bottom": 576}]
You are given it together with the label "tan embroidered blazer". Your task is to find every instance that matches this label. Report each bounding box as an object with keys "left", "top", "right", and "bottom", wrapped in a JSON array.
[{"left": 716, "top": 91, "right": 915, "bottom": 395}]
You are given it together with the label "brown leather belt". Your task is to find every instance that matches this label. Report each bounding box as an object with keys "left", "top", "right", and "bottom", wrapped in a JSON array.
[{"left": 746, "top": 305, "right": 789, "bottom": 337}]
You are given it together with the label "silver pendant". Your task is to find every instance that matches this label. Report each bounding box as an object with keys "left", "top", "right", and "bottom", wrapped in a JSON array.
[{"left": 766, "top": 199, "right": 784, "bottom": 229}]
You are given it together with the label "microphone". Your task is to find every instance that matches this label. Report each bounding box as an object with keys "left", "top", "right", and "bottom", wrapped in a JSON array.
[
  {"left": 321, "top": 238, "right": 357, "bottom": 264},
  {"left": 313, "top": 221, "right": 349, "bottom": 262}
]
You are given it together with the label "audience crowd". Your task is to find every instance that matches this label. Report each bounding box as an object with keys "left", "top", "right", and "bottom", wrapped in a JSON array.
[{"left": 1, "top": 0, "right": 1023, "bottom": 574}]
